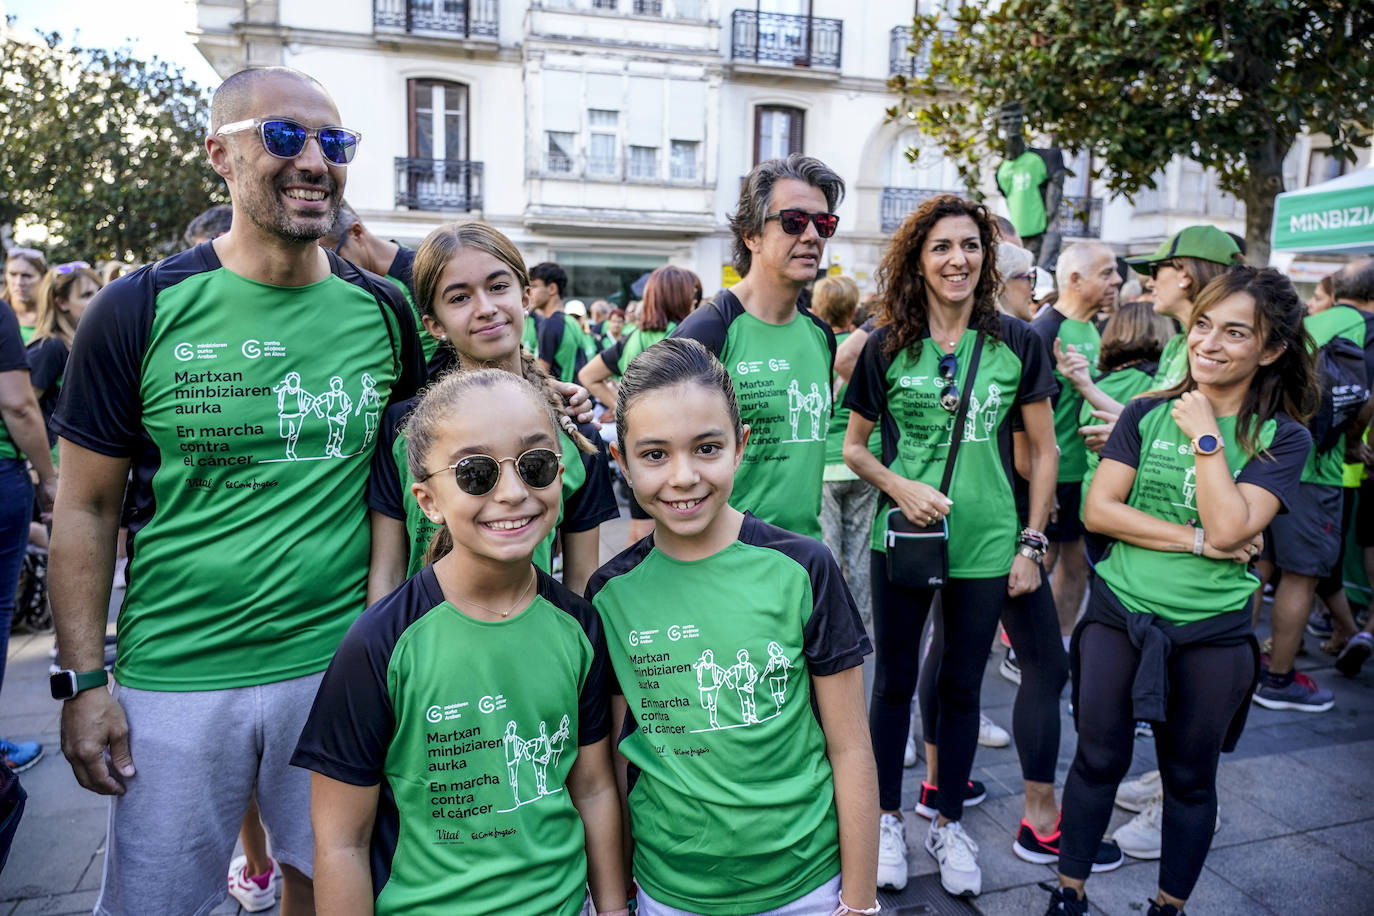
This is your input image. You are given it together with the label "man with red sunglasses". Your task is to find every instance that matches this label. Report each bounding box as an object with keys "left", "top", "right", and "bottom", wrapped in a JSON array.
[
  {"left": 671, "top": 153, "right": 844, "bottom": 540},
  {"left": 47, "top": 67, "right": 423, "bottom": 915}
]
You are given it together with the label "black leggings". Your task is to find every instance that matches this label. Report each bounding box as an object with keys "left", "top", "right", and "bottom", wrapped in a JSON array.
[
  {"left": 1059, "top": 621, "right": 1255, "bottom": 898},
  {"left": 919, "top": 567, "right": 1068, "bottom": 784},
  {"left": 869, "top": 552, "right": 1007, "bottom": 818}
]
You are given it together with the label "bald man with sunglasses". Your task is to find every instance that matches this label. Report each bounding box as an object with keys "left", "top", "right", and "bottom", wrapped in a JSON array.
[{"left": 47, "top": 67, "right": 423, "bottom": 915}]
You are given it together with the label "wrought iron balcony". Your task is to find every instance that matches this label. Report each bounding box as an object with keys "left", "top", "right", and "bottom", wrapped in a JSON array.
[
  {"left": 889, "top": 25, "right": 953, "bottom": 79},
  {"left": 730, "top": 10, "right": 842, "bottom": 70},
  {"left": 395, "top": 158, "right": 484, "bottom": 211},
  {"left": 374, "top": 0, "right": 498, "bottom": 39},
  {"left": 1059, "top": 195, "right": 1103, "bottom": 238},
  {"left": 880, "top": 187, "right": 948, "bottom": 233}
]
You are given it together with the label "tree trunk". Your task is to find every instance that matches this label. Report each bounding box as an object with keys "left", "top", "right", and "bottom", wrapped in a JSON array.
[{"left": 1240, "top": 133, "right": 1289, "bottom": 267}]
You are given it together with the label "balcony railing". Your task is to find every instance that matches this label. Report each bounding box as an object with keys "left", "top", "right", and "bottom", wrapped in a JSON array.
[
  {"left": 730, "top": 10, "right": 842, "bottom": 70},
  {"left": 1059, "top": 195, "right": 1104, "bottom": 238},
  {"left": 395, "top": 158, "right": 484, "bottom": 211},
  {"left": 889, "top": 25, "right": 954, "bottom": 79},
  {"left": 880, "top": 187, "right": 948, "bottom": 232},
  {"left": 374, "top": 0, "right": 498, "bottom": 39}
]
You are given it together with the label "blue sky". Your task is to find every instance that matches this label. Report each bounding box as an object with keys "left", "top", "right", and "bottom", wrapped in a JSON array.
[{"left": 5, "top": 0, "right": 221, "bottom": 87}]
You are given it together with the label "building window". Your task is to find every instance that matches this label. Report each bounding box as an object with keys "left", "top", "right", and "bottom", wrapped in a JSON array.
[
  {"left": 670, "top": 140, "right": 700, "bottom": 180},
  {"left": 409, "top": 78, "right": 468, "bottom": 161},
  {"left": 629, "top": 146, "right": 659, "bottom": 179},
  {"left": 588, "top": 108, "right": 620, "bottom": 177},
  {"left": 546, "top": 131, "right": 575, "bottom": 173},
  {"left": 1307, "top": 149, "right": 1347, "bottom": 186},
  {"left": 754, "top": 105, "right": 803, "bottom": 164},
  {"left": 633, "top": 0, "right": 663, "bottom": 12},
  {"left": 592, "top": 0, "right": 618, "bottom": 9}
]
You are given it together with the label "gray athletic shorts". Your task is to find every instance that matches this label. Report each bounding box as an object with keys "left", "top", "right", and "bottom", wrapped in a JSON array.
[
  {"left": 94, "top": 671, "right": 324, "bottom": 916},
  {"left": 638, "top": 873, "right": 841, "bottom": 916},
  {"left": 1265, "top": 481, "right": 1343, "bottom": 578}
]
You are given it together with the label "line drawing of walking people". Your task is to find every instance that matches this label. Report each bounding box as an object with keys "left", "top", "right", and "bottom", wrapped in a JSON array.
[
  {"left": 726, "top": 648, "right": 760, "bottom": 724},
  {"left": 963, "top": 390, "right": 983, "bottom": 442},
  {"left": 355, "top": 372, "right": 382, "bottom": 448},
  {"left": 982, "top": 384, "right": 1002, "bottom": 439},
  {"left": 547, "top": 714, "right": 571, "bottom": 771},
  {"left": 1177, "top": 465, "right": 1198, "bottom": 511},
  {"left": 762, "top": 641, "right": 794, "bottom": 716},
  {"left": 529, "top": 721, "right": 552, "bottom": 796},
  {"left": 272, "top": 372, "right": 314, "bottom": 460},
  {"left": 787, "top": 379, "right": 804, "bottom": 440},
  {"left": 694, "top": 649, "right": 727, "bottom": 728},
  {"left": 312, "top": 376, "right": 353, "bottom": 458},
  {"left": 807, "top": 382, "right": 826, "bottom": 440},
  {"left": 502, "top": 720, "right": 525, "bottom": 805}
]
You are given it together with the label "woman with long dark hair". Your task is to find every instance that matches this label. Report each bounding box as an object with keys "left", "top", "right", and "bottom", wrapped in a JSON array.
[
  {"left": 1047, "top": 267, "right": 1317, "bottom": 916},
  {"left": 843, "top": 195, "right": 1058, "bottom": 897}
]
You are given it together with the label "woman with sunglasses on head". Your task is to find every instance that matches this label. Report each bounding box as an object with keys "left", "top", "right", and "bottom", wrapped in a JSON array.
[
  {"left": 5, "top": 248, "right": 47, "bottom": 342},
  {"left": 844, "top": 195, "right": 1058, "bottom": 897},
  {"left": 295, "top": 368, "right": 626, "bottom": 916},
  {"left": 28, "top": 264, "right": 103, "bottom": 464},
  {"left": 1046, "top": 267, "right": 1315, "bottom": 916},
  {"left": 366, "top": 222, "right": 617, "bottom": 601}
]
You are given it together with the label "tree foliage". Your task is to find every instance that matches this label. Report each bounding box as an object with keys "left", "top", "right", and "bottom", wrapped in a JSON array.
[
  {"left": 0, "top": 27, "right": 225, "bottom": 263},
  {"left": 890, "top": 1, "right": 1374, "bottom": 263}
]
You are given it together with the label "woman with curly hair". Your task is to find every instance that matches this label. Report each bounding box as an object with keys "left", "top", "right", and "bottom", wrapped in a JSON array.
[{"left": 843, "top": 195, "right": 1058, "bottom": 897}]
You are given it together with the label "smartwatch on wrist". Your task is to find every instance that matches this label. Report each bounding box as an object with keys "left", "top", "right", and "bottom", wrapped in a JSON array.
[
  {"left": 1193, "top": 433, "right": 1223, "bottom": 456},
  {"left": 49, "top": 668, "right": 108, "bottom": 701}
]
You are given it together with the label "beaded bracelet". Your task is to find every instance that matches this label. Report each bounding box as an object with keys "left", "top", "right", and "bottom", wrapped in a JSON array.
[{"left": 831, "top": 892, "right": 882, "bottom": 915}]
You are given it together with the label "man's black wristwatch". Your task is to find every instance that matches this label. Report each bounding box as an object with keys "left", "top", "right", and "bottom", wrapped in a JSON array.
[{"left": 50, "top": 668, "right": 108, "bottom": 700}]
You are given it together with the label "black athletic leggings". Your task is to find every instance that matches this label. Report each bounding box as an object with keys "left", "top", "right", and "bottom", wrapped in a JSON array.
[
  {"left": 919, "top": 567, "right": 1068, "bottom": 784},
  {"left": 1059, "top": 621, "right": 1255, "bottom": 898},
  {"left": 869, "top": 553, "right": 1007, "bottom": 818}
]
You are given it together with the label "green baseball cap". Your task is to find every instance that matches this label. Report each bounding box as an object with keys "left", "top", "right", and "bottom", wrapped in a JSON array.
[{"left": 1126, "top": 225, "right": 1241, "bottom": 275}]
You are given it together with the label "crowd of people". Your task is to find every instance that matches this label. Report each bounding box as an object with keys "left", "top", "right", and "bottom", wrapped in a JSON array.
[{"left": 1, "top": 63, "right": 1371, "bottom": 916}]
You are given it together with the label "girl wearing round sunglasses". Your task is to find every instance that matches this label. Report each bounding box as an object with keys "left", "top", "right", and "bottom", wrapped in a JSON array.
[
  {"left": 295, "top": 368, "right": 627, "bottom": 915},
  {"left": 844, "top": 195, "right": 1057, "bottom": 897},
  {"left": 366, "top": 222, "right": 617, "bottom": 600},
  {"left": 588, "top": 337, "right": 878, "bottom": 916}
]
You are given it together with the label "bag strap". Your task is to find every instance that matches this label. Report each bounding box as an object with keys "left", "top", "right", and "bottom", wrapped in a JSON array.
[{"left": 938, "top": 330, "right": 986, "bottom": 496}]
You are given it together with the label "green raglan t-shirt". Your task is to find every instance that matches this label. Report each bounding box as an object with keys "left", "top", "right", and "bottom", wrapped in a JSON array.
[
  {"left": 824, "top": 331, "right": 881, "bottom": 468},
  {"left": 1154, "top": 334, "right": 1188, "bottom": 388},
  {"left": 996, "top": 151, "right": 1050, "bottom": 237},
  {"left": 844, "top": 317, "right": 1058, "bottom": 577},
  {"left": 1095, "top": 398, "right": 1310, "bottom": 623},
  {"left": 293, "top": 567, "right": 610, "bottom": 915},
  {"left": 1030, "top": 310, "right": 1101, "bottom": 483},
  {"left": 51, "top": 245, "right": 422, "bottom": 691},
  {"left": 538, "top": 312, "right": 597, "bottom": 384},
  {"left": 586, "top": 514, "right": 871, "bottom": 914},
  {"left": 598, "top": 323, "right": 676, "bottom": 379},
  {"left": 522, "top": 313, "right": 540, "bottom": 355},
  {"left": 671, "top": 292, "right": 835, "bottom": 540},
  {"left": 1078, "top": 362, "right": 1158, "bottom": 512},
  {"left": 1300, "top": 304, "right": 1367, "bottom": 486}
]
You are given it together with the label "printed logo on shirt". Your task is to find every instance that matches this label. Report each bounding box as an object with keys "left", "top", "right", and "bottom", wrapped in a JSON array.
[
  {"left": 688, "top": 642, "right": 794, "bottom": 733},
  {"left": 240, "top": 339, "right": 288, "bottom": 359},
  {"left": 263, "top": 371, "right": 383, "bottom": 462},
  {"left": 785, "top": 379, "right": 830, "bottom": 444},
  {"left": 498, "top": 716, "right": 572, "bottom": 812}
]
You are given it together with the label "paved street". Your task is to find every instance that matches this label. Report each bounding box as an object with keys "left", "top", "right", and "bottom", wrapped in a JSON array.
[{"left": 3, "top": 512, "right": 1373, "bottom": 915}]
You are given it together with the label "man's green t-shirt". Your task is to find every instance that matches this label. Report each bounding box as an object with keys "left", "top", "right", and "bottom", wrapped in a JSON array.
[
  {"left": 1154, "top": 334, "right": 1188, "bottom": 388},
  {"left": 537, "top": 312, "right": 596, "bottom": 383},
  {"left": 587, "top": 513, "right": 870, "bottom": 915},
  {"left": 522, "top": 313, "right": 540, "bottom": 355},
  {"left": 292, "top": 567, "right": 610, "bottom": 915},
  {"left": 996, "top": 151, "right": 1050, "bottom": 237},
  {"left": 1301, "top": 304, "right": 1367, "bottom": 486},
  {"left": 824, "top": 330, "right": 880, "bottom": 468},
  {"left": 843, "top": 317, "right": 1058, "bottom": 577},
  {"left": 671, "top": 292, "right": 835, "bottom": 540},
  {"left": 1095, "top": 398, "right": 1310, "bottom": 623},
  {"left": 1030, "top": 309, "right": 1101, "bottom": 483},
  {"left": 51, "top": 244, "right": 422, "bottom": 690},
  {"left": 1078, "top": 362, "right": 1158, "bottom": 511},
  {"left": 385, "top": 275, "right": 438, "bottom": 367}
]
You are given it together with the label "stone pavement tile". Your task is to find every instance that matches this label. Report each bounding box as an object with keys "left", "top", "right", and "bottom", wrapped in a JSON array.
[
  {"left": 0, "top": 812, "right": 104, "bottom": 904},
  {"left": 1209, "top": 783, "right": 1297, "bottom": 850},
  {"left": 1214, "top": 752, "right": 1374, "bottom": 830},
  {"left": 1063, "top": 859, "right": 1273, "bottom": 916},
  {"left": 972, "top": 881, "right": 1056, "bottom": 916},
  {"left": 1307, "top": 819, "right": 1374, "bottom": 873},
  {"left": 1204, "top": 833, "right": 1371, "bottom": 914},
  {"left": 1287, "top": 739, "right": 1374, "bottom": 795},
  {"left": 8, "top": 890, "right": 100, "bottom": 916},
  {"left": 3, "top": 757, "right": 104, "bottom": 818}
]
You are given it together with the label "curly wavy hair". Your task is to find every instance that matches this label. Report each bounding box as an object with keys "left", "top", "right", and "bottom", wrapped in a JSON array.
[{"left": 875, "top": 195, "right": 1002, "bottom": 359}]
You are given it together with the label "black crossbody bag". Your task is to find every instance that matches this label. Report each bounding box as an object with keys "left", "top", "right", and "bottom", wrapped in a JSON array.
[{"left": 884, "top": 331, "right": 986, "bottom": 590}]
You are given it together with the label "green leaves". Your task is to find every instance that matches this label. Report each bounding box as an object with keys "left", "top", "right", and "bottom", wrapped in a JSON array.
[
  {"left": 888, "top": 0, "right": 1374, "bottom": 262},
  {"left": 1, "top": 27, "right": 225, "bottom": 263}
]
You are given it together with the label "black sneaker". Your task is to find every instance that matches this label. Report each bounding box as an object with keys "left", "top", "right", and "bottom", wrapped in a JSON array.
[
  {"left": 1336, "top": 632, "right": 1373, "bottom": 677},
  {"left": 1146, "top": 900, "right": 1183, "bottom": 916},
  {"left": 914, "top": 779, "right": 986, "bottom": 819},
  {"left": 1013, "top": 820, "right": 1124, "bottom": 872},
  {"left": 1306, "top": 611, "right": 1334, "bottom": 639},
  {"left": 1043, "top": 883, "right": 1090, "bottom": 915}
]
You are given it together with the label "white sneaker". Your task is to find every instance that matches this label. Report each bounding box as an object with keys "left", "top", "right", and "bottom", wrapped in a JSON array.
[
  {"left": 903, "top": 732, "right": 917, "bottom": 767},
  {"left": 877, "top": 813, "right": 909, "bottom": 891},
  {"left": 227, "top": 854, "right": 280, "bottom": 913},
  {"left": 925, "top": 819, "right": 981, "bottom": 897},
  {"left": 1112, "top": 797, "right": 1162, "bottom": 859},
  {"left": 977, "top": 713, "right": 1010, "bottom": 748},
  {"left": 1114, "top": 770, "right": 1162, "bottom": 812}
]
